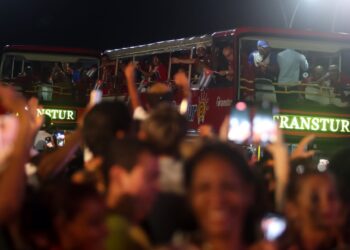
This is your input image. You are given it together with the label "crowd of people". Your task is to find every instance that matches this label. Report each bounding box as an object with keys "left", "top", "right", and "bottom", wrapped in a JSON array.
[{"left": 0, "top": 63, "right": 350, "bottom": 250}]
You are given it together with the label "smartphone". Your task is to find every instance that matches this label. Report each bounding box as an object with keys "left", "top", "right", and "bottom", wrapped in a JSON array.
[
  {"left": 261, "top": 213, "right": 287, "bottom": 241},
  {"left": 228, "top": 101, "right": 277, "bottom": 145},
  {"left": 227, "top": 102, "right": 251, "bottom": 143},
  {"left": 252, "top": 102, "right": 278, "bottom": 145},
  {"left": 89, "top": 89, "right": 102, "bottom": 106},
  {"left": 55, "top": 132, "right": 65, "bottom": 147}
]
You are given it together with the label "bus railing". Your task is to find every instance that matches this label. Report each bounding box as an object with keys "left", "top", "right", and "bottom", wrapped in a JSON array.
[
  {"left": 240, "top": 78, "right": 349, "bottom": 107},
  {"left": 240, "top": 78, "right": 344, "bottom": 97}
]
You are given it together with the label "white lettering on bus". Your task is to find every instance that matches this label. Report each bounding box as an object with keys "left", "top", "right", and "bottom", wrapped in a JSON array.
[
  {"left": 216, "top": 97, "right": 232, "bottom": 107},
  {"left": 274, "top": 115, "right": 350, "bottom": 134},
  {"left": 67, "top": 111, "right": 75, "bottom": 120},
  {"left": 36, "top": 109, "right": 76, "bottom": 121},
  {"left": 341, "top": 120, "right": 350, "bottom": 133}
]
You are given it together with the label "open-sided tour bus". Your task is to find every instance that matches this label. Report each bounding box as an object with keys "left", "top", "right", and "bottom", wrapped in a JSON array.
[
  {"left": 0, "top": 45, "right": 100, "bottom": 129},
  {"left": 101, "top": 27, "right": 350, "bottom": 158}
]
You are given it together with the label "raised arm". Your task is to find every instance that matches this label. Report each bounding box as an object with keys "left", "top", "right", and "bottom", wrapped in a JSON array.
[
  {"left": 266, "top": 127, "right": 289, "bottom": 212},
  {"left": 0, "top": 87, "right": 42, "bottom": 224},
  {"left": 37, "top": 129, "right": 82, "bottom": 179},
  {"left": 124, "top": 63, "right": 141, "bottom": 111},
  {"left": 174, "top": 71, "right": 191, "bottom": 115},
  {"left": 36, "top": 94, "right": 98, "bottom": 179}
]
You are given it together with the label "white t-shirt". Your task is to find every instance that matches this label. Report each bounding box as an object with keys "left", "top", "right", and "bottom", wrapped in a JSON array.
[{"left": 277, "top": 49, "right": 309, "bottom": 85}]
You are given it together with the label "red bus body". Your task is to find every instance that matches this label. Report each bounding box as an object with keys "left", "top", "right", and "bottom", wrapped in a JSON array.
[{"left": 101, "top": 27, "right": 350, "bottom": 153}]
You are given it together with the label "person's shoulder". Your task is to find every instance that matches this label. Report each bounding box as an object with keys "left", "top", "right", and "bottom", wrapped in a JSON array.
[
  {"left": 249, "top": 50, "right": 258, "bottom": 57},
  {"left": 248, "top": 51, "right": 257, "bottom": 64}
]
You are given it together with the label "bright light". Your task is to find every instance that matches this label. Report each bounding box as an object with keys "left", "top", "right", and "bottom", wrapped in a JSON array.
[{"left": 235, "top": 102, "right": 247, "bottom": 111}]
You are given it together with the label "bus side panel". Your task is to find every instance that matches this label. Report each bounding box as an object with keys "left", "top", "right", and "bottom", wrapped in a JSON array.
[{"left": 180, "top": 87, "right": 235, "bottom": 132}]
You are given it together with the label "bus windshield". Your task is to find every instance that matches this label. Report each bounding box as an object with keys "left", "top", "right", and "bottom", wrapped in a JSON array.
[
  {"left": 0, "top": 52, "right": 99, "bottom": 105},
  {"left": 239, "top": 36, "right": 350, "bottom": 111}
]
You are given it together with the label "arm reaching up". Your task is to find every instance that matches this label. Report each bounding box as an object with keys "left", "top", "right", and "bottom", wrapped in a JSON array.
[
  {"left": 0, "top": 86, "right": 43, "bottom": 224},
  {"left": 124, "top": 63, "right": 141, "bottom": 112}
]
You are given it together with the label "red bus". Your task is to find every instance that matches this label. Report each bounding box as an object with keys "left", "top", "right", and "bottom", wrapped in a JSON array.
[
  {"left": 101, "top": 27, "right": 350, "bottom": 155},
  {"left": 0, "top": 45, "right": 100, "bottom": 128}
]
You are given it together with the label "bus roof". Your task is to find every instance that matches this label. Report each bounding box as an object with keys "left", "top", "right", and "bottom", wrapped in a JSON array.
[
  {"left": 3, "top": 45, "right": 100, "bottom": 58},
  {"left": 104, "top": 27, "right": 350, "bottom": 59},
  {"left": 104, "top": 34, "right": 212, "bottom": 59}
]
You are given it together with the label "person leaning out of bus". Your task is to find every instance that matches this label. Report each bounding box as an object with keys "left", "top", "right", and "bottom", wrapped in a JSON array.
[
  {"left": 217, "top": 46, "right": 235, "bottom": 81},
  {"left": 171, "top": 43, "right": 212, "bottom": 78}
]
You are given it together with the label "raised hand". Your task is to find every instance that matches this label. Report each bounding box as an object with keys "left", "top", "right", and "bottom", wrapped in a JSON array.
[
  {"left": 174, "top": 71, "right": 189, "bottom": 89},
  {"left": 290, "top": 134, "right": 316, "bottom": 160},
  {"left": 124, "top": 62, "right": 136, "bottom": 81}
]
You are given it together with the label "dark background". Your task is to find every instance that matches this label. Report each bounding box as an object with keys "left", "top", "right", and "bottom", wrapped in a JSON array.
[{"left": 0, "top": 0, "right": 349, "bottom": 51}]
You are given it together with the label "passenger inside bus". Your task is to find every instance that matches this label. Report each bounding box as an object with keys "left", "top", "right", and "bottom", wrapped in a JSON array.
[
  {"left": 276, "top": 49, "right": 309, "bottom": 104},
  {"left": 171, "top": 43, "right": 213, "bottom": 89},
  {"left": 240, "top": 38, "right": 350, "bottom": 108},
  {"left": 248, "top": 40, "right": 277, "bottom": 80},
  {"left": 219, "top": 46, "right": 235, "bottom": 81},
  {"left": 137, "top": 55, "right": 167, "bottom": 83},
  {"left": 305, "top": 65, "right": 327, "bottom": 85}
]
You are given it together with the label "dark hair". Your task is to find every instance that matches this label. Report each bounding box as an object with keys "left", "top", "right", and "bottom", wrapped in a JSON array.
[
  {"left": 145, "top": 92, "right": 173, "bottom": 109},
  {"left": 286, "top": 160, "right": 327, "bottom": 202},
  {"left": 83, "top": 101, "right": 131, "bottom": 156},
  {"left": 184, "top": 141, "right": 261, "bottom": 245},
  {"left": 21, "top": 182, "right": 101, "bottom": 249},
  {"left": 141, "top": 103, "right": 187, "bottom": 156},
  {"left": 102, "top": 138, "right": 154, "bottom": 185},
  {"left": 329, "top": 147, "right": 350, "bottom": 204},
  {"left": 329, "top": 147, "right": 350, "bottom": 245},
  {"left": 184, "top": 141, "right": 253, "bottom": 189}
]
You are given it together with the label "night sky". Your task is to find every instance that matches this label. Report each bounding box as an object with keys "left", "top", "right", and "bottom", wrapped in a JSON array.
[{"left": 0, "top": 0, "right": 349, "bottom": 51}]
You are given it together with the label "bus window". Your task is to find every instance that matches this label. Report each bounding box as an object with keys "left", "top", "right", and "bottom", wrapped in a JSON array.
[
  {"left": 239, "top": 37, "right": 349, "bottom": 109},
  {"left": 212, "top": 37, "right": 234, "bottom": 88},
  {"left": 135, "top": 53, "right": 169, "bottom": 86},
  {"left": 114, "top": 57, "right": 132, "bottom": 96},
  {"left": 169, "top": 50, "right": 191, "bottom": 84},
  {"left": 2, "top": 55, "right": 14, "bottom": 79},
  {"left": 171, "top": 45, "right": 214, "bottom": 90}
]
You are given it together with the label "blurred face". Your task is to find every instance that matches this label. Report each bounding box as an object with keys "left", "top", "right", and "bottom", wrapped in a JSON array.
[
  {"left": 223, "top": 47, "right": 234, "bottom": 62},
  {"left": 127, "top": 152, "right": 160, "bottom": 221},
  {"left": 63, "top": 198, "right": 107, "bottom": 250},
  {"left": 190, "top": 156, "right": 251, "bottom": 238},
  {"left": 289, "top": 173, "right": 342, "bottom": 231},
  {"left": 258, "top": 46, "right": 270, "bottom": 57},
  {"left": 152, "top": 56, "right": 160, "bottom": 66},
  {"left": 313, "top": 66, "right": 325, "bottom": 80},
  {"left": 196, "top": 47, "right": 206, "bottom": 57}
]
